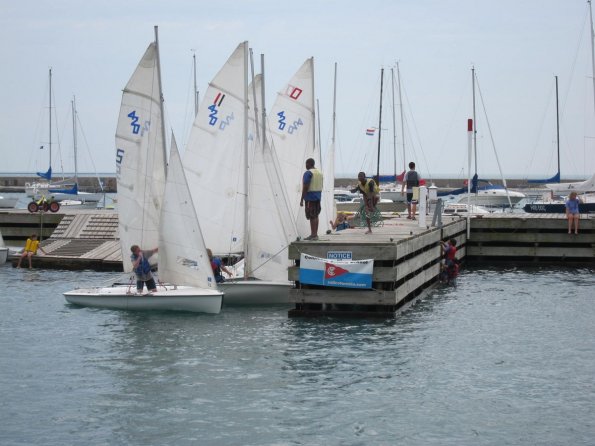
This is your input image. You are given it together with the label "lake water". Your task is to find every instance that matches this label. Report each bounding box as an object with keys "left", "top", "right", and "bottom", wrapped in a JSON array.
[{"left": 1, "top": 264, "right": 594, "bottom": 445}]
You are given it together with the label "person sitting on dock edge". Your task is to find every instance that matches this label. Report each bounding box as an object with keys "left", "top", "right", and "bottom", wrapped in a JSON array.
[
  {"left": 16, "top": 233, "right": 46, "bottom": 269},
  {"left": 130, "top": 245, "right": 158, "bottom": 294},
  {"left": 351, "top": 171, "right": 379, "bottom": 234},
  {"left": 565, "top": 191, "right": 580, "bottom": 235},
  {"left": 300, "top": 158, "right": 323, "bottom": 241}
]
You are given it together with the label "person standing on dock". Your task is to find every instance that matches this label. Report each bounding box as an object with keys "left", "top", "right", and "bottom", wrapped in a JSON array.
[
  {"left": 130, "top": 245, "right": 158, "bottom": 294},
  {"left": 565, "top": 191, "right": 581, "bottom": 235},
  {"left": 351, "top": 171, "right": 379, "bottom": 234},
  {"left": 300, "top": 158, "right": 323, "bottom": 241},
  {"left": 16, "top": 233, "right": 46, "bottom": 269},
  {"left": 401, "top": 162, "right": 420, "bottom": 220}
]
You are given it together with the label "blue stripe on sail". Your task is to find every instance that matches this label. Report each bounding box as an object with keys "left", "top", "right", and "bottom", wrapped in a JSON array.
[{"left": 527, "top": 172, "right": 560, "bottom": 184}]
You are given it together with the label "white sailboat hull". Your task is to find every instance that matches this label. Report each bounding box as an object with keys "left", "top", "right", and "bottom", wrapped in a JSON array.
[
  {"left": 0, "top": 247, "right": 8, "bottom": 263},
  {"left": 0, "top": 196, "right": 18, "bottom": 208},
  {"left": 445, "top": 190, "right": 525, "bottom": 207},
  {"left": 219, "top": 279, "right": 292, "bottom": 306},
  {"left": 64, "top": 285, "right": 223, "bottom": 314}
]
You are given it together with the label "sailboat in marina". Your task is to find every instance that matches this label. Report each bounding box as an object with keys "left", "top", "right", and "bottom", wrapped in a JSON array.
[
  {"left": 438, "top": 68, "right": 525, "bottom": 208},
  {"left": 64, "top": 27, "right": 223, "bottom": 313},
  {"left": 183, "top": 42, "right": 293, "bottom": 305}
]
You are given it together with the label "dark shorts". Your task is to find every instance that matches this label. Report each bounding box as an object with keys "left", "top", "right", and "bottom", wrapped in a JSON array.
[
  {"left": 305, "top": 200, "right": 321, "bottom": 220},
  {"left": 137, "top": 277, "right": 157, "bottom": 291},
  {"left": 406, "top": 193, "right": 417, "bottom": 204}
]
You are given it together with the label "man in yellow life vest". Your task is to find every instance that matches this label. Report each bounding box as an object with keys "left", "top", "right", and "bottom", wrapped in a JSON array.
[
  {"left": 351, "top": 171, "right": 379, "bottom": 234},
  {"left": 17, "top": 233, "right": 46, "bottom": 269},
  {"left": 300, "top": 158, "right": 323, "bottom": 241}
]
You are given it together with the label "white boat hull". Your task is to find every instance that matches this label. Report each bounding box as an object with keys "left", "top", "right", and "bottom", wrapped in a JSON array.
[
  {"left": 63, "top": 284, "right": 223, "bottom": 313},
  {"left": 445, "top": 190, "right": 525, "bottom": 207},
  {"left": 0, "top": 247, "right": 8, "bottom": 263},
  {"left": 219, "top": 279, "right": 292, "bottom": 306}
]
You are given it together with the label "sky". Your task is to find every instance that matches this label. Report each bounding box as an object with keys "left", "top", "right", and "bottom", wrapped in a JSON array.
[{"left": 1, "top": 0, "right": 595, "bottom": 181}]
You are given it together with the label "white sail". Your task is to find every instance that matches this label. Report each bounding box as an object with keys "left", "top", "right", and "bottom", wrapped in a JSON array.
[
  {"left": 158, "top": 135, "right": 216, "bottom": 289},
  {"left": 246, "top": 75, "right": 296, "bottom": 281},
  {"left": 184, "top": 42, "right": 248, "bottom": 256},
  {"left": 115, "top": 42, "right": 166, "bottom": 272},
  {"left": 268, "top": 58, "right": 330, "bottom": 237}
]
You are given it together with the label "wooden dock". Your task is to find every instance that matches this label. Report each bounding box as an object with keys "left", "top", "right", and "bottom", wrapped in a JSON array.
[
  {"left": 287, "top": 212, "right": 595, "bottom": 317},
  {"left": 4, "top": 208, "right": 123, "bottom": 270}
]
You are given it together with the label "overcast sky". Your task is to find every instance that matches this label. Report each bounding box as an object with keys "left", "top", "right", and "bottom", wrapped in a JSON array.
[{"left": 1, "top": 0, "right": 594, "bottom": 181}]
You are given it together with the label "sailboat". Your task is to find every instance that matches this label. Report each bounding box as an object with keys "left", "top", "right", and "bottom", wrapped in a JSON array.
[
  {"left": 523, "top": 2, "right": 595, "bottom": 213},
  {"left": 438, "top": 68, "right": 525, "bottom": 208},
  {"left": 184, "top": 42, "right": 292, "bottom": 305},
  {"left": 64, "top": 28, "right": 223, "bottom": 313}
]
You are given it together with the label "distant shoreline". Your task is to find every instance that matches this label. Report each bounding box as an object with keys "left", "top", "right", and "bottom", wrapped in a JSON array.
[{"left": 0, "top": 173, "right": 588, "bottom": 193}]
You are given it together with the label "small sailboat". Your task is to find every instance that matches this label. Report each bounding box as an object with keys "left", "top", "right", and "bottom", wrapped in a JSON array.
[
  {"left": 64, "top": 27, "right": 222, "bottom": 313},
  {"left": 438, "top": 68, "right": 525, "bottom": 208},
  {"left": 184, "top": 42, "right": 293, "bottom": 305}
]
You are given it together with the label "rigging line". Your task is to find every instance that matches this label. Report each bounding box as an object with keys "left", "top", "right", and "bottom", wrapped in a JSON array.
[
  {"left": 523, "top": 79, "right": 556, "bottom": 179},
  {"left": 248, "top": 244, "right": 291, "bottom": 275},
  {"left": 474, "top": 75, "right": 513, "bottom": 208},
  {"left": 401, "top": 81, "right": 432, "bottom": 182},
  {"left": 75, "top": 113, "right": 104, "bottom": 191}
]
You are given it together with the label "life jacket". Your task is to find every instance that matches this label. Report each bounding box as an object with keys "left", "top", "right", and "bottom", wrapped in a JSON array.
[
  {"left": 406, "top": 170, "right": 420, "bottom": 188},
  {"left": 24, "top": 239, "right": 40, "bottom": 253},
  {"left": 134, "top": 254, "right": 152, "bottom": 275},
  {"left": 445, "top": 245, "right": 457, "bottom": 262},
  {"left": 308, "top": 168, "right": 323, "bottom": 192},
  {"left": 359, "top": 178, "right": 378, "bottom": 196}
]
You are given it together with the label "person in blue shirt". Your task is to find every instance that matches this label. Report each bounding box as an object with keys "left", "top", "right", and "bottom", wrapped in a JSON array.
[
  {"left": 130, "top": 245, "right": 158, "bottom": 293},
  {"left": 565, "top": 191, "right": 581, "bottom": 234},
  {"left": 300, "top": 158, "right": 323, "bottom": 241},
  {"left": 207, "top": 249, "right": 232, "bottom": 283}
]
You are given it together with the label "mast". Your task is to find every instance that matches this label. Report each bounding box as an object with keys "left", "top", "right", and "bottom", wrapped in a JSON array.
[
  {"left": 555, "top": 75, "right": 560, "bottom": 179},
  {"left": 193, "top": 51, "right": 199, "bottom": 117},
  {"left": 153, "top": 26, "right": 167, "bottom": 176},
  {"left": 243, "top": 42, "right": 250, "bottom": 278},
  {"left": 472, "top": 67, "right": 477, "bottom": 178},
  {"left": 332, "top": 62, "right": 337, "bottom": 145},
  {"left": 589, "top": 0, "right": 595, "bottom": 119},
  {"left": 49, "top": 68, "right": 52, "bottom": 171},
  {"left": 376, "top": 68, "right": 384, "bottom": 181},
  {"left": 311, "top": 58, "right": 316, "bottom": 155},
  {"left": 391, "top": 68, "right": 397, "bottom": 178},
  {"left": 71, "top": 96, "right": 78, "bottom": 183},
  {"left": 397, "top": 62, "right": 406, "bottom": 174}
]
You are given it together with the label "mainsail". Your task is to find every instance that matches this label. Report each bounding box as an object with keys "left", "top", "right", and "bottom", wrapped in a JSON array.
[
  {"left": 115, "top": 42, "right": 167, "bottom": 273},
  {"left": 268, "top": 58, "right": 330, "bottom": 237},
  {"left": 184, "top": 42, "right": 248, "bottom": 256}
]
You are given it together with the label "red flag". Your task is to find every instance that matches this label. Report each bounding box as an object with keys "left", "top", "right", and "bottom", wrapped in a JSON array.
[
  {"left": 419, "top": 179, "right": 426, "bottom": 186},
  {"left": 325, "top": 262, "right": 349, "bottom": 279}
]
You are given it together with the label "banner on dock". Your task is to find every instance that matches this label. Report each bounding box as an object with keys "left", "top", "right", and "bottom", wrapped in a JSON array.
[{"left": 299, "top": 254, "right": 373, "bottom": 289}]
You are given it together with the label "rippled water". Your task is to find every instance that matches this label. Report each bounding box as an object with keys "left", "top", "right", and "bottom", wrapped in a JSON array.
[{"left": 1, "top": 264, "right": 594, "bottom": 445}]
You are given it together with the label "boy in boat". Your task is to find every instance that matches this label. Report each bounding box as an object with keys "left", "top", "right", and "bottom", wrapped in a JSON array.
[
  {"left": 130, "top": 245, "right": 158, "bottom": 293},
  {"left": 207, "top": 249, "right": 232, "bottom": 283},
  {"left": 16, "top": 233, "right": 46, "bottom": 269}
]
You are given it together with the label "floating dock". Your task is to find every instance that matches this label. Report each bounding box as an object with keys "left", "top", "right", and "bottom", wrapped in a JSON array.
[
  {"left": 288, "top": 213, "right": 594, "bottom": 317},
  {"left": 4, "top": 209, "right": 122, "bottom": 270}
]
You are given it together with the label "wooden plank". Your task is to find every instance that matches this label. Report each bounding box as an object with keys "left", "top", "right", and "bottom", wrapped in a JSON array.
[
  {"left": 289, "top": 288, "right": 396, "bottom": 305},
  {"left": 469, "top": 232, "right": 594, "bottom": 244},
  {"left": 467, "top": 246, "right": 595, "bottom": 258},
  {"left": 396, "top": 247, "right": 441, "bottom": 281},
  {"left": 395, "top": 265, "right": 439, "bottom": 302}
]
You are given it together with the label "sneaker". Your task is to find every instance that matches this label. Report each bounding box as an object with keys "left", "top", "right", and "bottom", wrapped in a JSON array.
[{"left": 304, "top": 235, "right": 319, "bottom": 241}]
